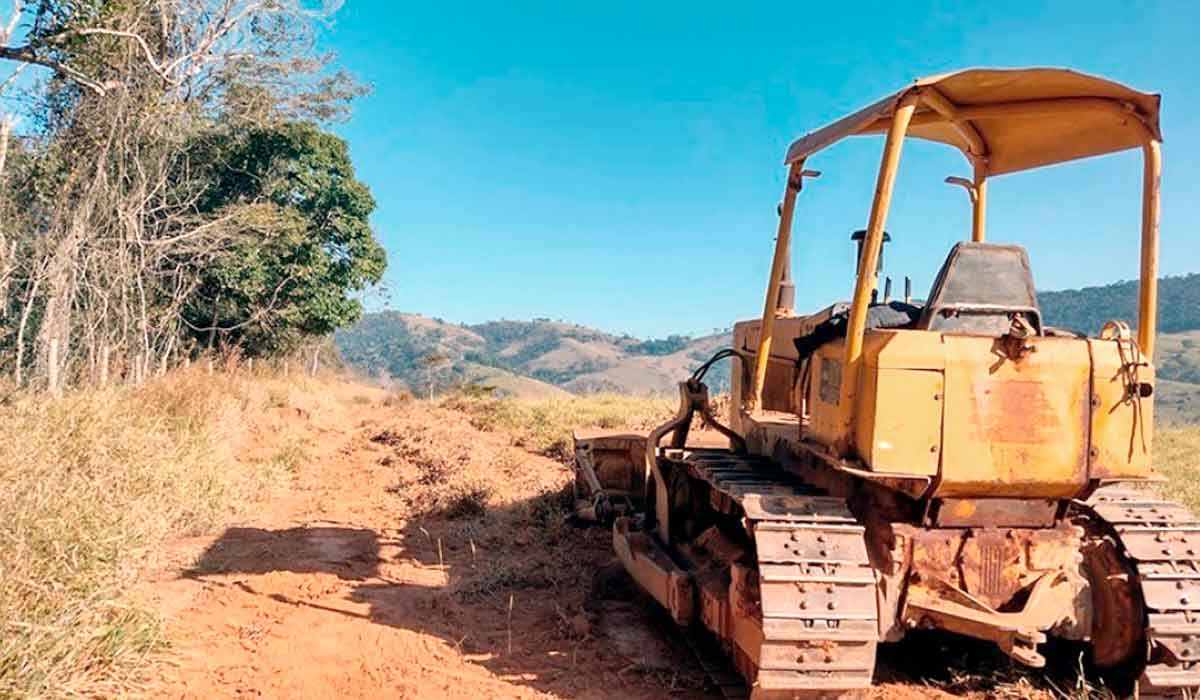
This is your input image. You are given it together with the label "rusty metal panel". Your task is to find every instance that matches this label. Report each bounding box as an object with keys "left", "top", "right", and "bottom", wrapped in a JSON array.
[
  {"left": 934, "top": 498, "right": 1058, "bottom": 527},
  {"left": 736, "top": 314, "right": 836, "bottom": 367},
  {"left": 758, "top": 576, "right": 877, "bottom": 619},
  {"left": 1115, "top": 530, "right": 1200, "bottom": 562},
  {"left": 758, "top": 638, "right": 876, "bottom": 671},
  {"left": 909, "top": 528, "right": 963, "bottom": 580},
  {"left": 1088, "top": 338, "right": 1155, "bottom": 480},
  {"left": 574, "top": 430, "right": 647, "bottom": 495},
  {"left": 758, "top": 617, "right": 878, "bottom": 642},
  {"left": 697, "top": 572, "right": 732, "bottom": 640},
  {"left": 937, "top": 335, "right": 1090, "bottom": 498},
  {"left": 736, "top": 315, "right": 832, "bottom": 415},
  {"left": 959, "top": 530, "right": 1024, "bottom": 607},
  {"left": 612, "top": 518, "right": 694, "bottom": 625},
  {"left": 975, "top": 534, "right": 1008, "bottom": 597},
  {"left": 818, "top": 358, "right": 842, "bottom": 405},
  {"left": 854, "top": 366, "right": 943, "bottom": 476},
  {"left": 763, "top": 362, "right": 799, "bottom": 414},
  {"left": 806, "top": 342, "right": 847, "bottom": 448},
  {"left": 1027, "top": 528, "right": 1083, "bottom": 571},
  {"left": 754, "top": 523, "right": 867, "bottom": 564},
  {"left": 1091, "top": 500, "right": 1198, "bottom": 526}
]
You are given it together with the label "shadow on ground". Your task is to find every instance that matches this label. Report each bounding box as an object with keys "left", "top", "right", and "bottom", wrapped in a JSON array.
[
  {"left": 181, "top": 495, "right": 709, "bottom": 699},
  {"left": 877, "top": 630, "right": 1115, "bottom": 698},
  {"left": 179, "top": 426, "right": 1114, "bottom": 700},
  {"left": 181, "top": 516, "right": 1116, "bottom": 699},
  {"left": 187, "top": 526, "right": 386, "bottom": 580}
]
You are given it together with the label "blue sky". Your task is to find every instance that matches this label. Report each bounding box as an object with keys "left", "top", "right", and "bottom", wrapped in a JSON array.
[{"left": 322, "top": 1, "right": 1199, "bottom": 339}]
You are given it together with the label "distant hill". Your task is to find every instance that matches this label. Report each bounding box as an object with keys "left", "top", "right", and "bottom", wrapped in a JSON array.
[
  {"left": 1156, "top": 330, "right": 1200, "bottom": 384},
  {"left": 562, "top": 333, "right": 731, "bottom": 394},
  {"left": 334, "top": 312, "right": 728, "bottom": 397},
  {"left": 1038, "top": 274, "right": 1200, "bottom": 417},
  {"left": 1040, "top": 273, "right": 1200, "bottom": 336},
  {"left": 337, "top": 274, "right": 1200, "bottom": 420}
]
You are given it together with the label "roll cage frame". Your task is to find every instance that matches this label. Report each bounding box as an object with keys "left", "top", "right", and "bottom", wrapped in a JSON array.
[{"left": 747, "top": 69, "right": 1163, "bottom": 442}]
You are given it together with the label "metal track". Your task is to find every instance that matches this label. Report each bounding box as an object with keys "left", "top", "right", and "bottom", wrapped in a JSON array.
[
  {"left": 681, "top": 450, "right": 877, "bottom": 699},
  {"left": 1088, "top": 487, "right": 1200, "bottom": 697},
  {"left": 682, "top": 627, "right": 750, "bottom": 700}
]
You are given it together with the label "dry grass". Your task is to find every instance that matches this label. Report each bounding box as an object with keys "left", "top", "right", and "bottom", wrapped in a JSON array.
[
  {"left": 443, "top": 392, "right": 675, "bottom": 460},
  {"left": 1149, "top": 424, "right": 1200, "bottom": 510},
  {"left": 2, "top": 374, "right": 1194, "bottom": 698},
  {"left": 0, "top": 370, "right": 299, "bottom": 698}
]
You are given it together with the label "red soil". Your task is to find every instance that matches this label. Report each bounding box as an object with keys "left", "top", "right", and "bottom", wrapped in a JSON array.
[{"left": 144, "top": 380, "right": 1057, "bottom": 699}]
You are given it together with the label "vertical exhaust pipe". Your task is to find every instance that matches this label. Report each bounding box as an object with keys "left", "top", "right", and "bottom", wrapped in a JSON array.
[
  {"left": 778, "top": 250, "right": 795, "bottom": 313},
  {"left": 776, "top": 202, "right": 795, "bottom": 314}
]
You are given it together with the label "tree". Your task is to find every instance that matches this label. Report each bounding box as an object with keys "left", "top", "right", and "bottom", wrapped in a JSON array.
[
  {"left": 182, "top": 122, "right": 386, "bottom": 356},
  {"left": 0, "top": 1, "right": 382, "bottom": 388},
  {"left": 0, "top": 0, "right": 356, "bottom": 108}
]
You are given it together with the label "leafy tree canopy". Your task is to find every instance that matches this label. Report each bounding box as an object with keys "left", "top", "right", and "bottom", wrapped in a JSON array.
[{"left": 183, "top": 122, "right": 386, "bottom": 355}]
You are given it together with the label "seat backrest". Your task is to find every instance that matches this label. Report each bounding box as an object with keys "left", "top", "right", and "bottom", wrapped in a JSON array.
[{"left": 916, "top": 242, "right": 1042, "bottom": 335}]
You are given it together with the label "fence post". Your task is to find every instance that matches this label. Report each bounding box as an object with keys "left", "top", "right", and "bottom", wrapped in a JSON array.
[{"left": 310, "top": 349, "right": 319, "bottom": 376}]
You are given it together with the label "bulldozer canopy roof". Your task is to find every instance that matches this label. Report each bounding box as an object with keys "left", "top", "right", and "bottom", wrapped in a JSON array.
[{"left": 784, "top": 68, "right": 1161, "bottom": 175}]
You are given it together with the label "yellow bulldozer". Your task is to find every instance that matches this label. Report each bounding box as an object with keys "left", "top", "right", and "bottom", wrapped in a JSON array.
[{"left": 572, "top": 68, "right": 1195, "bottom": 698}]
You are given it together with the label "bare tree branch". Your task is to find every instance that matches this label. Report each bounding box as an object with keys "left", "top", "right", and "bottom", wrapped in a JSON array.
[{"left": 0, "top": 43, "right": 112, "bottom": 94}]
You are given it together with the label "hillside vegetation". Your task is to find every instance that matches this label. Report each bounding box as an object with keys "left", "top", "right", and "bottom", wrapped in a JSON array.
[
  {"left": 1040, "top": 273, "right": 1200, "bottom": 337},
  {"left": 337, "top": 273, "right": 1200, "bottom": 423},
  {"left": 1157, "top": 330, "right": 1200, "bottom": 384},
  {"left": 335, "top": 311, "right": 732, "bottom": 396}
]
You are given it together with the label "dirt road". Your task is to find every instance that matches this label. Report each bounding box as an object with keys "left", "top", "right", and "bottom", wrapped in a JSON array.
[
  {"left": 144, "top": 381, "right": 1063, "bottom": 699},
  {"left": 147, "top": 384, "right": 709, "bottom": 699}
]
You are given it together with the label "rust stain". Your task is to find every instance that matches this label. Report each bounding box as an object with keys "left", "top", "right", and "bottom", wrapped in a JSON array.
[{"left": 968, "top": 378, "right": 1056, "bottom": 445}]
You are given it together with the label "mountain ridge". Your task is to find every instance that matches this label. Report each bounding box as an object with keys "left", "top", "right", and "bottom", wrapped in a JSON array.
[
  {"left": 335, "top": 310, "right": 731, "bottom": 396},
  {"left": 335, "top": 273, "right": 1200, "bottom": 420}
]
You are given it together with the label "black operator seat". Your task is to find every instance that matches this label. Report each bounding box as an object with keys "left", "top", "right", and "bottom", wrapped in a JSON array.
[{"left": 915, "top": 242, "right": 1042, "bottom": 335}]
